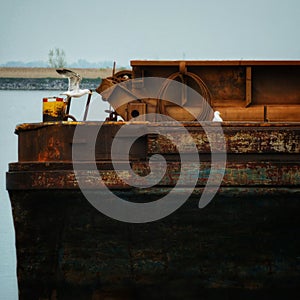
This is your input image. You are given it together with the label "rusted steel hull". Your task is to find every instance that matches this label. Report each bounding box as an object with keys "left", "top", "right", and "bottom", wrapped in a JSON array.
[
  {"left": 6, "top": 157, "right": 300, "bottom": 190},
  {"left": 6, "top": 121, "right": 300, "bottom": 299},
  {"left": 8, "top": 190, "right": 300, "bottom": 299},
  {"left": 8, "top": 121, "right": 300, "bottom": 190}
]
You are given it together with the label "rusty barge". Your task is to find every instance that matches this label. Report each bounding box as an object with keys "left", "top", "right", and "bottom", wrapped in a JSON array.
[{"left": 6, "top": 60, "right": 300, "bottom": 299}]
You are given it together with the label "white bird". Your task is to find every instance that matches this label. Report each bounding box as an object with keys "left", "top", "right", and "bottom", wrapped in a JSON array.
[
  {"left": 212, "top": 111, "right": 223, "bottom": 122},
  {"left": 56, "top": 68, "right": 92, "bottom": 98}
]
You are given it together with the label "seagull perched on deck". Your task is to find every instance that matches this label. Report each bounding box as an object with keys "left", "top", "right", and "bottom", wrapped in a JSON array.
[
  {"left": 56, "top": 68, "right": 92, "bottom": 98},
  {"left": 212, "top": 111, "right": 223, "bottom": 122}
]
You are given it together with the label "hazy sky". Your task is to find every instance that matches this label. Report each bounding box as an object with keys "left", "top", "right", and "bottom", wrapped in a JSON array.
[{"left": 1, "top": 0, "right": 300, "bottom": 66}]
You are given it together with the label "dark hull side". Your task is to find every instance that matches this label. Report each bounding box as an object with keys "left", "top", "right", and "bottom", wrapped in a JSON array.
[
  {"left": 8, "top": 190, "right": 300, "bottom": 299},
  {"left": 6, "top": 121, "right": 300, "bottom": 299}
]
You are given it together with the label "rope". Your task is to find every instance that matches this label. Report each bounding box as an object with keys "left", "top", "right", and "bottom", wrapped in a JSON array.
[{"left": 156, "top": 71, "right": 212, "bottom": 121}]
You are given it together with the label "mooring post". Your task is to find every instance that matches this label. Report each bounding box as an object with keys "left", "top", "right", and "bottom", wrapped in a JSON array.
[{"left": 83, "top": 91, "right": 93, "bottom": 121}]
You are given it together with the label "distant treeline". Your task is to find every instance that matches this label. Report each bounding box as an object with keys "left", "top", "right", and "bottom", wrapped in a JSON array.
[
  {"left": 0, "top": 78, "right": 101, "bottom": 90},
  {"left": 0, "top": 59, "right": 128, "bottom": 69}
]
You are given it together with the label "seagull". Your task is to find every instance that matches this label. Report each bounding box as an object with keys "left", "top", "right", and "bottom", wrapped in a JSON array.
[
  {"left": 212, "top": 111, "right": 223, "bottom": 122},
  {"left": 56, "top": 68, "right": 92, "bottom": 98}
]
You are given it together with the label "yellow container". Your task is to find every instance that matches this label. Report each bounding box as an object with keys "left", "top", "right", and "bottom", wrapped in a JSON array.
[{"left": 43, "top": 97, "right": 66, "bottom": 121}]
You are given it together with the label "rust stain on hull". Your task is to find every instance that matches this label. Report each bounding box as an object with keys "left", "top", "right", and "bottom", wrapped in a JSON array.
[{"left": 6, "top": 161, "right": 300, "bottom": 190}]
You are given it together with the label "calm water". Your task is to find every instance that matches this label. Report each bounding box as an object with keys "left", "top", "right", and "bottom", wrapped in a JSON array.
[{"left": 0, "top": 90, "right": 109, "bottom": 299}]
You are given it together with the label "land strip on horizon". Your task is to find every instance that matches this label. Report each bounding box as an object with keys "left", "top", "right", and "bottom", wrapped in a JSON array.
[{"left": 0, "top": 67, "right": 117, "bottom": 79}]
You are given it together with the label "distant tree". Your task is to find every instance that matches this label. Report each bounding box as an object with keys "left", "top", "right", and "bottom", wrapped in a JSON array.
[{"left": 48, "top": 48, "right": 67, "bottom": 68}]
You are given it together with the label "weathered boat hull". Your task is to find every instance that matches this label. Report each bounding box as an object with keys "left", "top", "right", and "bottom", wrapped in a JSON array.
[
  {"left": 6, "top": 60, "right": 300, "bottom": 299},
  {"left": 6, "top": 121, "right": 300, "bottom": 299},
  {"left": 8, "top": 189, "right": 300, "bottom": 299}
]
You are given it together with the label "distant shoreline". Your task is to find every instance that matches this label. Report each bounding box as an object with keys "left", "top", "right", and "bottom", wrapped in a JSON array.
[
  {"left": 0, "top": 77, "right": 100, "bottom": 91},
  {"left": 0, "top": 67, "right": 116, "bottom": 79}
]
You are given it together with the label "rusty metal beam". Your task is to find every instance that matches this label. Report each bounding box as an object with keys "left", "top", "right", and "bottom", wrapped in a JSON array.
[
  {"left": 6, "top": 160, "right": 300, "bottom": 190},
  {"left": 131, "top": 60, "right": 300, "bottom": 67}
]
